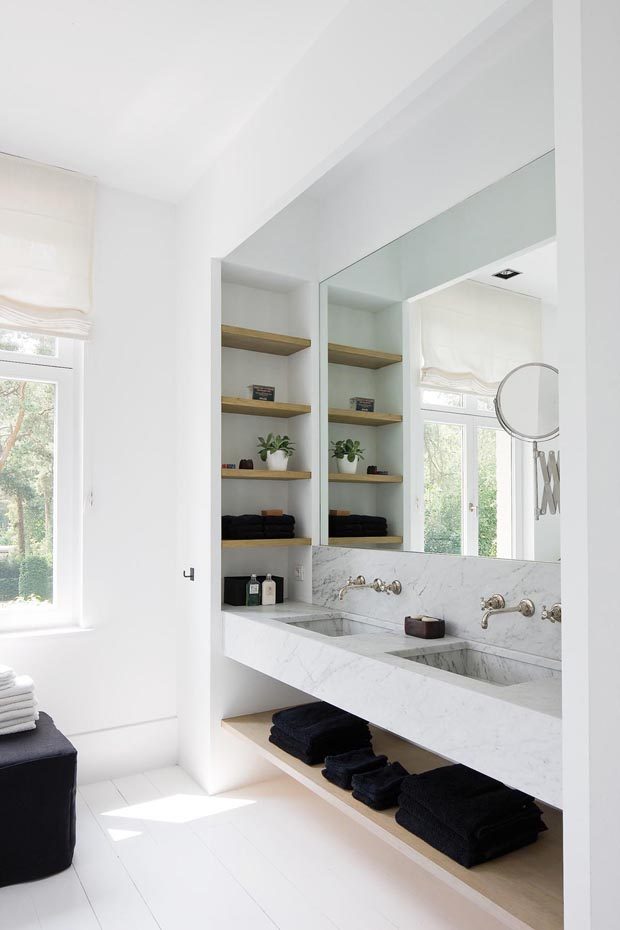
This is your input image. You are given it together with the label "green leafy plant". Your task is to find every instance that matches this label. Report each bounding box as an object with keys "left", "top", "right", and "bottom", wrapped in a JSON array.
[
  {"left": 330, "top": 438, "right": 365, "bottom": 462},
  {"left": 18, "top": 555, "right": 51, "bottom": 601},
  {"left": 257, "top": 433, "right": 296, "bottom": 462}
]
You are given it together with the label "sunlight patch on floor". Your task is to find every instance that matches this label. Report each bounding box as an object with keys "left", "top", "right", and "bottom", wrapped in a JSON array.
[{"left": 103, "top": 793, "right": 255, "bottom": 824}]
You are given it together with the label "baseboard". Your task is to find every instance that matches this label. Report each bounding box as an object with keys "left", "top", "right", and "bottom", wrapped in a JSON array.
[{"left": 69, "top": 716, "right": 178, "bottom": 784}]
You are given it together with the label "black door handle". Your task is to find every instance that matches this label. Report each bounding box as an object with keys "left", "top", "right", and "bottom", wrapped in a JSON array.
[{"left": 183, "top": 567, "right": 195, "bottom": 581}]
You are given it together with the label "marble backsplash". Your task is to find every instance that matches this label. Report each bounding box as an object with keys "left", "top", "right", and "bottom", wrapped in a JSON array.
[{"left": 312, "top": 546, "right": 562, "bottom": 660}]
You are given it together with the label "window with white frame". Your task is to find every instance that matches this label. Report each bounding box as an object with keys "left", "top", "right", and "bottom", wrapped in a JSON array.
[
  {"left": 412, "top": 389, "right": 523, "bottom": 560},
  {"left": 0, "top": 329, "right": 80, "bottom": 630}
]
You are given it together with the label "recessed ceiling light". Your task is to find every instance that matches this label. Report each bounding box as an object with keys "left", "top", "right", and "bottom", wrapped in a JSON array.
[{"left": 493, "top": 268, "right": 522, "bottom": 280}]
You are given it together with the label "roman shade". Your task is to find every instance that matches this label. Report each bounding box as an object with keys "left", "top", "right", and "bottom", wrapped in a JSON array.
[
  {"left": 417, "top": 280, "right": 542, "bottom": 396},
  {"left": 0, "top": 153, "right": 95, "bottom": 339}
]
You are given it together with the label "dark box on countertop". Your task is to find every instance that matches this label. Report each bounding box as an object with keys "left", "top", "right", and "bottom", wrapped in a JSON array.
[
  {"left": 404, "top": 615, "right": 445, "bottom": 639},
  {"left": 224, "top": 575, "right": 285, "bottom": 606}
]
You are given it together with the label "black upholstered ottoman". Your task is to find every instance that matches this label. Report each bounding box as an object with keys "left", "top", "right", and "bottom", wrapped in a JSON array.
[{"left": 0, "top": 712, "right": 77, "bottom": 886}]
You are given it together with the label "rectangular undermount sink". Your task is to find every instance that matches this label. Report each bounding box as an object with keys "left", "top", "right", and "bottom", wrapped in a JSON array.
[
  {"left": 286, "top": 617, "right": 386, "bottom": 637},
  {"left": 389, "top": 644, "right": 561, "bottom": 687}
]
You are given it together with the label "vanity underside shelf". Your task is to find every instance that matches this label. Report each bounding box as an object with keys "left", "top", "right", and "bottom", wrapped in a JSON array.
[{"left": 222, "top": 711, "right": 562, "bottom": 930}]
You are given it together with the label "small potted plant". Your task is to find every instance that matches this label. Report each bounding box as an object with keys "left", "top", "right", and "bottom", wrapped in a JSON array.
[
  {"left": 257, "top": 433, "right": 296, "bottom": 471},
  {"left": 331, "top": 438, "right": 365, "bottom": 475}
]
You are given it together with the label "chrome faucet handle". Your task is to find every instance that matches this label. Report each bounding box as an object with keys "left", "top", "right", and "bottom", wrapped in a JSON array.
[
  {"left": 542, "top": 603, "right": 562, "bottom": 623},
  {"left": 351, "top": 575, "right": 366, "bottom": 586},
  {"left": 481, "top": 594, "right": 506, "bottom": 611}
]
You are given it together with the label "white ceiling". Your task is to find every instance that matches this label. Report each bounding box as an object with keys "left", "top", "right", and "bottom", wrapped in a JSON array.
[
  {"left": 469, "top": 241, "right": 557, "bottom": 305},
  {"left": 0, "top": 0, "right": 347, "bottom": 201}
]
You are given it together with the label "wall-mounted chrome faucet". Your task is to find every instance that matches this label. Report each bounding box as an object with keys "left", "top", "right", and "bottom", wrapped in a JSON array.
[
  {"left": 542, "top": 603, "right": 562, "bottom": 623},
  {"left": 338, "top": 575, "right": 402, "bottom": 600},
  {"left": 480, "top": 594, "right": 535, "bottom": 630}
]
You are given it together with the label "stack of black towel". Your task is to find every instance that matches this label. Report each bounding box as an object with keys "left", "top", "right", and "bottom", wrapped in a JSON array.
[
  {"left": 329, "top": 514, "right": 388, "bottom": 537},
  {"left": 395, "top": 764, "right": 547, "bottom": 868},
  {"left": 269, "top": 702, "right": 372, "bottom": 765},
  {"left": 322, "top": 748, "right": 409, "bottom": 809},
  {"left": 222, "top": 514, "right": 295, "bottom": 540}
]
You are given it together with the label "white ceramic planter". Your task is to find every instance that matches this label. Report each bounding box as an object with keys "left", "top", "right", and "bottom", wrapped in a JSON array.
[
  {"left": 266, "top": 450, "right": 289, "bottom": 471},
  {"left": 337, "top": 457, "right": 358, "bottom": 474}
]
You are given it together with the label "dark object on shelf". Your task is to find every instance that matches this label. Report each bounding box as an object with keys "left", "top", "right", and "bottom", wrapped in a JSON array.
[
  {"left": 239, "top": 459, "right": 254, "bottom": 469},
  {"left": 224, "top": 574, "right": 284, "bottom": 606},
  {"left": 349, "top": 396, "right": 375, "bottom": 412},
  {"left": 404, "top": 616, "right": 446, "bottom": 639},
  {"left": 367, "top": 466, "right": 378, "bottom": 474},
  {"left": 396, "top": 764, "right": 547, "bottom": 868},
  {"left": 0, "top": 712, "right": 76, "bottom": 887},
  {"left": 269, "top": 702, "right": 372, "bottom": 765},
  {"left": 329, "top": 514, "right": 388, "bottom": 537},
  {"left": 222, "top": 513, "right": 295, "bottom": 540},
  {"left": 322, "top": 747, "right": 388, "bottom": 789},
  {"left": 249, "top": 384, "right": 275, "bottom": 402},
  {"left": 376, "top": 470, "right": 389, "bottom": 475},
  {"left": 351, "top": 761, "right": 409, "bottom": 810},
  {"left": 222, "top": 463, "right": 237, "bottom": 469}
]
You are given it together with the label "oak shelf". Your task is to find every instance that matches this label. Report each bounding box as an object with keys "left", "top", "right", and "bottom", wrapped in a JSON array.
[
  {"left": 328, "top": 342, "right": 402, "bottom": 369},
  {"left": 222, "top": 396, "right": 311, "bottom": 418},
  {"left": 222, "top": 469, "right": 311, "bottom": 481},
  {"left": 328, "top": 535, "right": 403, "bottom": 546},
  {"left": 222, "top": 324, "right": 311, "bottom": 356},
  {"left": 221, "top": 537, "right": 312, "bottom": 550},
  {"left": 329, "top": 472, "right": 402, "bottom": 484},
  {"left": 328, "top": 408, "right": 402, "bottom": 427},
  {"left": 222, "top": 711, "right": 563, "bottom": 930}
]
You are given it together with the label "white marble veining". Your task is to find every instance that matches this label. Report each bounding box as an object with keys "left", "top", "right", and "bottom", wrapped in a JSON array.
[
  {"left": 312, "top": 546, "right": 562, "bottom": 660},
  {"left": 223, "top": 602, "right": 562, "bottom": 807}
]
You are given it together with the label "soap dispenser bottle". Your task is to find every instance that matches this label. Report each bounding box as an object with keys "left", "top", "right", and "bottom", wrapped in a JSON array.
[
  {"left": 262, "top": 573, "right": 276, "bottom": 606},
  {"left": 246, "top": 573, "right": 261, "bottom": 606}
]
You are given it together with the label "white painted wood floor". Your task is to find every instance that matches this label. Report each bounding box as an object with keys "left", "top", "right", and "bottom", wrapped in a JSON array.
[{"left": 0, "top": 767, "right": 509, "bottom": 930}]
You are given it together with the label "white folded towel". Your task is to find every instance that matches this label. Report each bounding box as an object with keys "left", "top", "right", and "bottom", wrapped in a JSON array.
[
  {"left": 0, "top": 703, "right": 37, "bottom": 724},
  {"left": 0, "top": 699, "right": 36, "bottom": 717},
  {"left": 0, "top": 719, "right": 36, "bottom": 736},
  {"left": 0, "top": 666, "right": 16, "bottom": 688},
  {"left": 0, "top": 675, "right": 34, "bottom": 702}
]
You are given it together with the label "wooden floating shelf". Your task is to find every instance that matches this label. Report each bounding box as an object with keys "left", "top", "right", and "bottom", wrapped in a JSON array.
[
  {"left": 329, "top": 472, "right": 402, "bottom": 484},
  {"left": 328, "top": 535, "right": 403, "bottom": 546},
  {"left": 328, "top": 342, "right": 402, "bottom": 369},
  {"left": 222, "top": 396, "right": 311, "bottom": 418},
  {"left": 222, "top": 469, "right": 311, "bottom": 481},
  {"left": 221, "top": 537, "right": 311, "bottom": 549},
  {"left": 222, "top": 324, "right": 311, "bottom": 356},
  {"left": 222, "top": 712, "right": 563, "bottom": 930},
  {"left": 328, "top": 408, "right": 402, "bottom": 427}
]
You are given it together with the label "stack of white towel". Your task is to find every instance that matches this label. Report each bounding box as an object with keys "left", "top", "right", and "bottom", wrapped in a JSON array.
[{"left": 0, "top": 665, "right": 38, "bottom": 735}]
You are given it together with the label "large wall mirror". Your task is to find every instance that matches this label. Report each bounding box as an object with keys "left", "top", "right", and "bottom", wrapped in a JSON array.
[{"left": 319, "top": 151, "right": 559, "bottom": 562}]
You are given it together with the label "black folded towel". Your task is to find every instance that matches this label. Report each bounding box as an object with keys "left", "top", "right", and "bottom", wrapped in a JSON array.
[
  {"left": 395, "top": 804, "right": 543, "bottom": 868},
  {"left": 328, "top": 525, "right": 364, "bottom": 537},
  {"left": 359, "top": 527, "right": 388, "bottom": 536},
  {"left": 350, "top": 514, "right": 387, "bottom": 526},
  {"left": 264, "top": 514, "right": 295, "bottom": 525},
  {"left": 322, "top": 748, "right": 388, "bottom": 789},
  {"left": 351, "top": 761, "right": 409, "bottom": 809},
  {"left": 270, "top": 724, "right": 372, "bottom": 765},
  {"left": 222, "top": 528, "right": 265, "bottom": 539},
  {"left": 398, "top": 764, "right": 545, "bottom": 841},
  {"left": 272, "top": 702, "right": 367, "bottom": 742},
  {"left": 264, "top": 528, "right": 295, "bottom": 539},
  {"left": 222, "top": 514, "right": 263, "bottom": 526}
]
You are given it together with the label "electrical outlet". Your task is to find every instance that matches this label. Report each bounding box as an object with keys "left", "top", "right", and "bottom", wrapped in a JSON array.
[{"left": 294, "top": 563, "right": 304, "bottom": 581}]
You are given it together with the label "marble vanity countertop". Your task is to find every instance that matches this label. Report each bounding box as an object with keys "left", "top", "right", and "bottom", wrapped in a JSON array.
[{"left": 222, "top": 602, "right": 562, "bottom": 808}]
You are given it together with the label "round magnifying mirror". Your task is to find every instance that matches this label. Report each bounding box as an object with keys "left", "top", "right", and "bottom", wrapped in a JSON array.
[{"left": 495, "top": 362, "right": 559, "bottom": 441}]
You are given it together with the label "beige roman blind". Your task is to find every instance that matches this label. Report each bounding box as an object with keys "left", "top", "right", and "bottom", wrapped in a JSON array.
[
  {"left": 0, "top": 153, "right": 96, "bottom": 339},
  {"left": 417, "top": 279, "right": 542, "bottom": 396}
]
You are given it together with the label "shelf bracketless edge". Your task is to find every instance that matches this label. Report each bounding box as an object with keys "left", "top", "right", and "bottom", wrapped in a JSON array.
[
  {"left": 328, "top": 536, "right": 403, "bottom": 546},
  {"left": 328, "top": 408, "right": 402, "bottom": 427},
  {"left": 221, "top": 537, "right": 311, "bottom": 549},
  {"left": 328, "top": 342, "right": 402, "bottom": 369},
  {"left": 222, "top": 469, "right": 311, "bottom": 480},
  {"left": 222, "top": 324, "right": 311, "bottom": 356},
  {"left": 328, "top": 473, "right": 402, "bottom": 483},
  {"left": 222, "top": 396, "right": 311, "bottom": 418},
  {"left": 222, "top": 711, "right": 563, "bottom": 930}
]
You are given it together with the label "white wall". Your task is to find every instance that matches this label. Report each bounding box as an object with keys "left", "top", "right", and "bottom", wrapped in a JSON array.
[{"left": 0, "top": 185, "right": 178, "bottom": 783}]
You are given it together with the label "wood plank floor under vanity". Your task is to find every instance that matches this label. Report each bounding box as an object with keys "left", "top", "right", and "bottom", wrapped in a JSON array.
[
  {"left": 223, "top": 713, "right": 563, "bottom": 930},
  {"left": 0, "top": 765, "right": 517, "bottom": 930}
]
